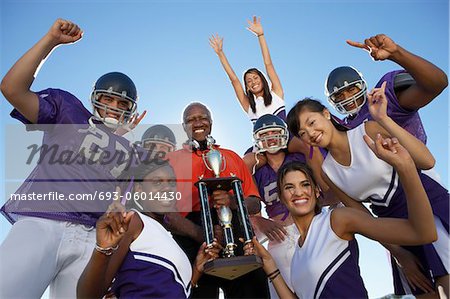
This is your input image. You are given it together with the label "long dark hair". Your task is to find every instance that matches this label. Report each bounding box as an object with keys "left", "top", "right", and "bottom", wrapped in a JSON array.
[
  {"left": 244, "top": 68, "right": 272, "bottom": 114},
  {"left": 286, "top": 97, "right": 348, "bottom": 138},
  {"left": 276, "top": 161, "right": 321, "bottom": 215}
]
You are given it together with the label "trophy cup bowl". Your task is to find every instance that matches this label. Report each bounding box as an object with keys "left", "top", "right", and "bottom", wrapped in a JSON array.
[
  {"left": 195, "top": 137, "right": 262, "bottom": 280},
  {"left": 204, "top": 148, "right": 223, "bottom": 178}
]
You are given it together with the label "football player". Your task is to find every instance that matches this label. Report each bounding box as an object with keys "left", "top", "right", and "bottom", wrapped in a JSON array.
[
  {"left": 0, "top": 18, "right": 146, "bottom": 298},
  {"left": 250, "top": 114, "right": 306, "bottom": 298},
  {"left": 140, "top": 124, "right": 177, "bottom": 155},
  {"left": 324, "top": 33, "right": 448, "bottom": 296},
  {"left": 325, "top": 34, "right": 447, "bottom": 144}
]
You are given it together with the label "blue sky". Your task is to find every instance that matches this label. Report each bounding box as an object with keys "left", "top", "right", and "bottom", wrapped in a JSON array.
[{"left": 0, "top": 0, "right": 448, "bottom": 297}]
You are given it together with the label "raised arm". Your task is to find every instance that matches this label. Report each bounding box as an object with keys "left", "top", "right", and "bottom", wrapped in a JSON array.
[
  {"left": 1, "top": 18, "right": 83, "bottom": 123},
  {"left": 365, "top": 81, "right": 435, "bottom": 169},
  {"left": 347, "top": 34, "right": 448, "bottom": 110},
  {"left": 323, "top": 150, "right": 435, "bottom": 293},
  {"left": 332, "top": 136, "right": 437, "bottom": 246},
  {"left": 209, "top": 34, "right": 249, "bottom": 112},
  {"left": 247, "top": 16, "right": 283, "bottom": 98}
]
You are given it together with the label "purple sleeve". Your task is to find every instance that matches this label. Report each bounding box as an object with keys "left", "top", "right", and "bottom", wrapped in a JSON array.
[
  {"left": 375, "top": 70, "right": 418, "bottom": 114},
  {"left": 10, "top": 88, "right": 89, "bottom": 125},
  {"left": 375, "top": 70, "right": 427, "bottom": 143}
]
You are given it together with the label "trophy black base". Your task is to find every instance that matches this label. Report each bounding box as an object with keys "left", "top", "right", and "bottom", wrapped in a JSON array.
[
  {"left": 195, "top": 176, "right": 241, "bottom": 192},
  {"left": 203, "top": 255, "right": 263, "bottom": 280}
]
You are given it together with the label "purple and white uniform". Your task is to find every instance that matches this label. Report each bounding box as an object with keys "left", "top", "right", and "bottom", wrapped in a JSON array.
[
  {"left": 112, "top": 210, "right": 192, "bottom": 298},
  {"left": 254, "top": 153, "right": 305, "bottom": 299},
  {"left": 291, "top": 208, "right": 368, "bottom": 299},
  {"left": 254, "top": 153, "right": 306, "bottom": 219},
  {"left": 343, "top": 70, "right": 427, "bottom": 144},
  {"left": 0, "top": 88, "right": 145, "bottom": 298},
  {"left": 1, "top": 88, "right": 144, "bottom": 225},
  {"left": 322, "top": 123, "right": 449, "bottom": 295}
]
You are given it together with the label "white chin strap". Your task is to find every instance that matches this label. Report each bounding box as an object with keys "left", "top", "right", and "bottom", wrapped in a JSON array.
[
  {"left": 266, "top": 147, "right": 281, "bottom": 154},
  {"left": 93, "top": 109, "right": 121, "bottom": 129}
]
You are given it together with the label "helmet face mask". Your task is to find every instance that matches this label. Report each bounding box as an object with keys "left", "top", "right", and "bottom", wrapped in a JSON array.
[
  {"left": 91, "top": 72, "right": 138, "bottom": 128},
  {"left": 253, "top": 114, "right": 288, "bottom": 154},
  {"left": 325, "top": 66, "right": 367, "bottom": 115},
  {"left": 328, "top": 81, "right": 367, "bottom": 115},
  {"left": 141, "top": 125, "right": 177, "bottom": 154},
  {"left": 92, "top": 94, "right": 136, "bottom": 127},
  {"left": 142, "top": 139, "right": 175, "bottom": 153},
  {"left": 255, "top": 128, "right": 288, "bottom": 153}
]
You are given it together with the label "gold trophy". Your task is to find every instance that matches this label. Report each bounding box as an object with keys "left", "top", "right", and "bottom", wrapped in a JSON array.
[{"left": 195, "top": 136, "right": 262, "bottom": 280}]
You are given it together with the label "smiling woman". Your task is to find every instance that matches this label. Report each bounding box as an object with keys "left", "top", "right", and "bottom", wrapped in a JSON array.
[
  {"left": 251, "top": 134, "right": 438, "bottom": 298},
  {"left": 286, "top": 92, "right": 449, "bottom": 296},
  {"left": 209, "top": 16, "right": 285, "bottom": 123}
]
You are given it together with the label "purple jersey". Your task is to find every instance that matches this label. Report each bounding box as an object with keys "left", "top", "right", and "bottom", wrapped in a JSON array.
[
  {"left": 112, "top": 211, "right": 192, "bottom": 298},
  {"left": 1, "top": 89, "right": 146, "bottom": 226},
  {"left": 343, "top": 70, "right": 427, "bottom": 144},
  {"left": 254, "top": 153, "right": 306, "bottom": 218}
]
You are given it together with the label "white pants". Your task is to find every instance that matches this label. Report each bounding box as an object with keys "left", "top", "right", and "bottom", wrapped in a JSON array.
[
  {"left": 0, "top": 216, "right": 96, "bottom": 299},
  {"left": 267, "top": 223, "right": 299, "bottom": 299}
]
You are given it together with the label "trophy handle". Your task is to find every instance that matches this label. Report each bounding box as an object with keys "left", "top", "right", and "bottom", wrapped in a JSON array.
[
  {"left": 220, "top": 155, "right": 226, "bottom": 173},
  {"left": 202, "top": 154, "right": 211, "bottom": 171},
  {"left": 231, "top": 179, "right": 254, "bottom": 243}
]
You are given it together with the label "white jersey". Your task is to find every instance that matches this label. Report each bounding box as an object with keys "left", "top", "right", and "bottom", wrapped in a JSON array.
[
  {"left": 290, "top": 208, "right": 367, "bottom": 299},
  {"left": 322, "top": 123, "right": 399, "bottom": 207},
  {"left": 247, "top": 91, "right": 285, "bottom": 123},
  {"left": 267, "top": 223, "right": 299, "bottom": 298}
]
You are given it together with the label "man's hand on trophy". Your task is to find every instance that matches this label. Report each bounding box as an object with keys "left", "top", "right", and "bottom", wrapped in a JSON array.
[
  {"left": 251, "top": 216, "right": 288, "bottom": 243},
  {"left": 211, "top": 190, "right": 236, "bottom": 209}
]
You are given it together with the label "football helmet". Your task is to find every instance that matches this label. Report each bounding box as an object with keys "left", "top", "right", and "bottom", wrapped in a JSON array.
[
  {"left": 141, "top": 124, "right": 176, "bottom": 153},
  {"left": 325, "top": 66, "right": 367, "bottom": 115},
  {"left": 253, "top": 114, "right": 288, "bottom": 154},
  {"left": 91, "top": 72, "right": 138, "bottom": 128}
]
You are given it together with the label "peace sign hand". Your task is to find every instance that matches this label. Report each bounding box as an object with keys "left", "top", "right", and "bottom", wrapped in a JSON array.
[
  {"left": 363, "top": 134, "right": 413, "bottom": 169},
  {"left": 367, "top": 81, "right": 388, "bottom": 123},
  {"left": 96, "top": 188, "right": 135, "bottom": 249},
  {"left": 114, "top": 110, "right": 147, "bottom": 136}
]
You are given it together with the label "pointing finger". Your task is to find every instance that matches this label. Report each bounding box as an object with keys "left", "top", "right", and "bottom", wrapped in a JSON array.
[
  {"left": 380, "top": 81, "right": 387, "bottom": 93},
  {"left": 346, "top": 39, "right": 367, "bottom": 50}
]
